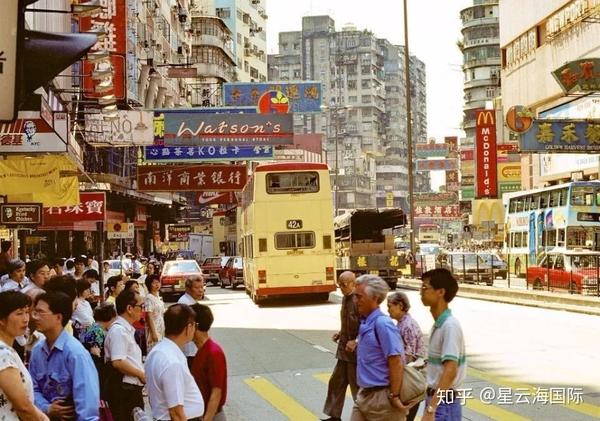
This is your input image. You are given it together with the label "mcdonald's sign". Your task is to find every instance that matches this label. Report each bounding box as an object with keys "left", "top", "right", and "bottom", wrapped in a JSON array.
[{"left": 475, "top": 110, "right": 498, "bottom": 199}]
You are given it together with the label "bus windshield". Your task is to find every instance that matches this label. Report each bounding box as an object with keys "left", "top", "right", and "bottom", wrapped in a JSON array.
[{"left": 266, "top": 172, "right": 319, "bottom": 194}]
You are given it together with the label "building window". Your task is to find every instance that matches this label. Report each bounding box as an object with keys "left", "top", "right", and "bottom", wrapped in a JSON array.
[
  {"left": 293, "top": 69, "right": 301, "bottom": 78},
  {"left": 216, "top": 7, "right": 231, "bottom": 19}
]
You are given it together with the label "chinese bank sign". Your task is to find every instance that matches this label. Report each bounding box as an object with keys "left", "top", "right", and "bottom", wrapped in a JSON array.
[{"left": 521, "top": 120, "right": 600, "bottom": 152}]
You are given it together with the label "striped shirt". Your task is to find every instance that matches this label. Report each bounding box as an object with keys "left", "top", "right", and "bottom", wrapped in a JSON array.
[{"left": 426, "top": 309, "right": 466, "bottom": 389}]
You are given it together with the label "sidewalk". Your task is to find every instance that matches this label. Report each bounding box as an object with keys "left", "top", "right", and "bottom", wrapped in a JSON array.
[{"left": 329, "top": 278, "right": 600, "bottom": 316}]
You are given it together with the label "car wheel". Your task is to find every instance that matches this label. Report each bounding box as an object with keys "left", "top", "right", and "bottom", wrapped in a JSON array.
[
  {"left": 211, "top": 279, "right": 219, "bottom": 286},
  {"left": 533, "top": 279, "right": 543, "bottom": 290},
  {"left": 230, "top": 278, "right": 237, "bottom": 290},
  {"left": 568, "top": 281, "right": 578, "bottom": 294},
  {"left": 219, "top": 277, "right": 226, "bottom": 289}
]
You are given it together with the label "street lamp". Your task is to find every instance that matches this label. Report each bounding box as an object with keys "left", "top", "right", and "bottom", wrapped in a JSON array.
[{"left": 403, "top": 0, "right": 417, "bottom": 276}]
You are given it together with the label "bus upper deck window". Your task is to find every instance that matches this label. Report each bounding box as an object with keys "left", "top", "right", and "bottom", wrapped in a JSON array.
[{"left": 571, "top": 186, "right": 594, "bottom": 206}]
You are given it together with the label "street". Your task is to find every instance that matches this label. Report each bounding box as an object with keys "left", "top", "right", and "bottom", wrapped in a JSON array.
[{"left": 204, "top": 286, "right": 600, "bottom": 421}]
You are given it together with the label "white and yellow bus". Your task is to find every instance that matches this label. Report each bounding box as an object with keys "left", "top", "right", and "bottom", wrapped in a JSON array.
[{"left": 240, "top": 162, "right": 336, "bottom": 304}]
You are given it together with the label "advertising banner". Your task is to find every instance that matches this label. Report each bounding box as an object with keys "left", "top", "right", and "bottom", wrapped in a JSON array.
[
  {"left": 43, "top": 192, "right": 106, "bottom": 225},
  {"left": 414, "top": 192, "right": 458, "bottom": 207},
  {"left": 460, "top": 149, "right": 474, "bottom": 161},
  {"left": 415, "top": 159, "right": 457, "bottom": 171},
  {"left": 475, "top": 110, "right": 498, "bottom": 198},
  {"left": 154, "top": 112, "right": 293, "bottom": 147},
  {"left": 195, "top": 192, "right": 238, "bottom": 206},
  {"left": 85, "top": 110, "right": 154, "bottom": 146},
  {"left": 0, "top": 112, "right": 67, "bottom": 153},
  {"left": 520, "top": 120, "right": 600, "bottom": 152},
  {"left": 446, "top": 170, "right": 459, "bottom": 192},
  {"left": 414, "top": 204, "right": 460, "bottom": 218},
  {"left": 552, "top": 58, "right": 600, "bottom": 94},
  {"left": 0, "top": 204, "right": 42, "bottom": 225},
  {"left": 168, "top": 224, "right": 192, "bottom": 242},
  {"left": 498, "top": 163, "right": 521, "bottom": 182},
  {"left": 144, "top": 145, "right": 273, "bottom": 162},
  {"left": 415, "top": 143, "right": 449, "bottom": 158},
  {"left": 137, "top": 164, "right": 247, "bottom": 192},
  {"left": 444, "top": 136, "right": 459, "bottom": 157},
  {"left": 80, "top": 0, "right": 127, "bottom": 99},
  {"left": 223, "top": 82, "right": 322, "bottom": 113}
]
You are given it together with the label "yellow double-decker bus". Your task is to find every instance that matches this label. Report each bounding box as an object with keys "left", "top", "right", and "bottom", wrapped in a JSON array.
[{"left": 240, "top": 162, "right": 336, "bottom": 304}]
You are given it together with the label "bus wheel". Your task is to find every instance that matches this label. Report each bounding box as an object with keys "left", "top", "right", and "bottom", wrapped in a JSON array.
[
  {"left": 533, "top": 279, "right": 543, "bottom": 290},
  {"left": 568, "top": 282, "right": 578, "bottom": 294}
]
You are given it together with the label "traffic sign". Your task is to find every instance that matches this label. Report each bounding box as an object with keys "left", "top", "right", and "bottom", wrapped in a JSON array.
[{"left": 107, "top": 222, "right": 134, "bottom": 239}]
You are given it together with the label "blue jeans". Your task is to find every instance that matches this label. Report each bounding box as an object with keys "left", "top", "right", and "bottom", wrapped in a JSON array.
[{"left": 425, "top": 396, "right": 462, "bottom": 421}]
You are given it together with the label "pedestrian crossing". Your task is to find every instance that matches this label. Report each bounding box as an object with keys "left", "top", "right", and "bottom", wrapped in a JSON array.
[{"left": 234, "top": 367, "right": 600, "bottom": 421}]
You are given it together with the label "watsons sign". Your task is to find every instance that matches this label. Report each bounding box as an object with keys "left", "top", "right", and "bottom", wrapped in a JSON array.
[{"left": 475, "top": 110, "right": 498, "bottom": 198}]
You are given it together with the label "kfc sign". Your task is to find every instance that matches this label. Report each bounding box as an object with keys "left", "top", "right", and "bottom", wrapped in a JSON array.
[{"left": 475, "top": 110, "right": 498, "bottom": 198}]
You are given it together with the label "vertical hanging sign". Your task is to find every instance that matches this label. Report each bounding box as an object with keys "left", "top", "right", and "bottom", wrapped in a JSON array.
[{"left": 475, "top": 110, "right": 498, "bottom": 198}]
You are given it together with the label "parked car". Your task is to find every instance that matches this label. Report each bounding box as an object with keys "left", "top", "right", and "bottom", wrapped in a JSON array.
[
  {"left": 526, "top": 250, "right": 600, "bottom": 295},
  {"left": 479, "top": 253, "right": 508, "bottom": 279},
  {"left": 443, "top": 252, "right": 493, "bottom": 286},
  {"left": 218, "top": 257, "right": 244, "bottom": 289},
  {"left": 201, "top": 256, "right": 230, "bottom": 286},
  {"left": 160, "top": 259, "right": 202, "bottom": 298}
]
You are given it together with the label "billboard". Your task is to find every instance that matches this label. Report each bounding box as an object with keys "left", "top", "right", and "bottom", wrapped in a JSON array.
[
  {"left": 520, "top": 120, "right": 600, "bottom": 152},
  {"left": 195, "top": 192, "right": 238, "bottom": 206},
  {"left": 223, "top": 82, "right": 322, "bottom": 113},
  {"left": 154, "top": 112, "right": 293, "bottom": 147},
  {"left": 144, "top": 145, "right": 274, "bottom": 162},
  {"left": 85, "top": 111, "right": 154, "bottom": 146},
  {"left": 168, "top": 224, "right": 192, "bottom": 242},
  {"left": 415, "top": 143, "right": 449, "bottom": 158},
  {"left": 43, "top": 192, "right": 106, "bottom": 225},
  {"left": 414, "top": 204, "right": 460, "bottom": 218},
  {"left": 414, "top": 192, "right": 458, "bottom": 207},
  {"left": 0, "top": 112, "right": 68, "bottom": 153},
  {"left": 137, "top": 164, "right": 247, "bottom": 192},
  {"left": 552, "top": 59, "right": 600, "bottom": 94},
  {"left": 415, "top": 159, "right": 457, "bottom": 171},
  {"left": 80, "top": 0, "right": 127, "bottom": 99},
  {"left": 475, "top": 110, "right": 498, "bottom": 198}
]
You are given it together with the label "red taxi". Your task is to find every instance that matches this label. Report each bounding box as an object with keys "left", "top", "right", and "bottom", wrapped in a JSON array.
[
  {"left": 160, "top": 259, "right": 202, "bottom": 298},
  {"left": 526, "top": 250, "right": 600, "bottom": 295},
  {"left": 218, "top": 257, "right": 244, "bottom": 289},
  {"left": 201, "top": 256, "right": 230, "bottom": 286}
]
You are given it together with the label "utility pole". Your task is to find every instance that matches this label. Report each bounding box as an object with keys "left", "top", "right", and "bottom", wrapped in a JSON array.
[{"left": 404, "top": 0, "right": 416, "bottom": 276}]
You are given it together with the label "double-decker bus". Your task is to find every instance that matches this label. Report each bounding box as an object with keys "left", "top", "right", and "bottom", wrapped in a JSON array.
[
  {"left": 240, "top": 162, "right": 336, "bottom": 304},
  {"left": 418, "top": 224, "right": 441, "bottom": 243},
  {"left": 504, "top": 181, "right": 600, "bottom": 276}
]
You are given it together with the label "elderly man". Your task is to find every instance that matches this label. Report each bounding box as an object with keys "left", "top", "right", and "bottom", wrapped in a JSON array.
[
  {"left": 321, "top": 271, "right": 360, "bottom": 421},
  {"left": 145, "top": 304, "right": 205, "bottom": 421},
  {"left": 350, "top": 275, "right": 410, "bottom": 421},
  {"left": 0, "top": 259, "right": 29, "bottom": 292},
  {"left": 177, "top": 275, "right": 206, "bottom": 367}
]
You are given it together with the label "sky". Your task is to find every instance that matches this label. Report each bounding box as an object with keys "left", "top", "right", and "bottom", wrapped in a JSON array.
[{"left": 266, "top": 0, "right": 473, "bottom": 142}]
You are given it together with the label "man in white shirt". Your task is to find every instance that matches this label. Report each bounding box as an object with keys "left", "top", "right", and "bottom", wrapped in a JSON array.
[
  {"left": 177, "top": 275, "right": 206, "bottom": 367},
  {"left": 145, "top": 304, "right": 205, "bottom": 421},
  {"left": 104, "top": 289, "right": 146, "bottom": 421}
]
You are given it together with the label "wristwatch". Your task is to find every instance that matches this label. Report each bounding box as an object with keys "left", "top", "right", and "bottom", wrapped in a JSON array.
[
  {"left": 426, "top": 405, "right": 435, "bottom": 414},
  {"left": 388, "top": 392, "right": 401, "bottom": 400}
]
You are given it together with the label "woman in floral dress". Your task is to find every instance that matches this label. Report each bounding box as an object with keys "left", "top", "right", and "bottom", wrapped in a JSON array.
[{"left": 144, "top": 274, "right": 165, "bottom": 351}]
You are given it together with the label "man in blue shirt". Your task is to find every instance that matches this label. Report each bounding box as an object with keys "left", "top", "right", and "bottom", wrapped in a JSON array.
[
  {"left": 350, "top": 275, "right": 410, "bottom": 421},
  {"left": 30, "top": 291, "right": 100, "bottom": 421}
]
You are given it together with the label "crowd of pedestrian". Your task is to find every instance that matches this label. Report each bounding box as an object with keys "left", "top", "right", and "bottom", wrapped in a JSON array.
[{"left": 0, "top": 244, "right": 229, "bottom": 421}]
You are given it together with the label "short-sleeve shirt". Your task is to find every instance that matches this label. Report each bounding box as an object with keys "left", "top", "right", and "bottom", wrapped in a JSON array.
[
  {"left": 0, "top": 340, "right": 34, "bottom": 420},
  {"left": 191, "top": 338, "right": 228, "bottom": 411},
  {"left": 356, "top": 308, "right": 404, "bottom": 388},
  {"left": 145, "top": 338, "right": 204, "bottom": 420},
  {"left": 426, "top": 309, "right": 466, "bottom": 389},
  {"left": 104, "top": 316, "right": 144, "bottom": 386},
  {"left": 397, "top": 313, "right": 425, "bottom": 363},
  {"left": 177, "top": 293, "right": 199, "bottom": 357}
]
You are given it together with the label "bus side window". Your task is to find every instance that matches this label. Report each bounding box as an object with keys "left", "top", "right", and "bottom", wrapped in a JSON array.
[{"left": 259, "top": 238, "right": 267, "bottom": 252}]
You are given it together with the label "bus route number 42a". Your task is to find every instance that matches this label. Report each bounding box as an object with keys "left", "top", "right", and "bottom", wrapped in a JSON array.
[{"left": 287, "top": 219, "right": 303, "bottom": 229}]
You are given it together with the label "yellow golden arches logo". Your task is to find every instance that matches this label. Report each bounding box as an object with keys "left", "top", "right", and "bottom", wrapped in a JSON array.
[{"left": 477, "top": 110, "right": 495, "bottom": 126}]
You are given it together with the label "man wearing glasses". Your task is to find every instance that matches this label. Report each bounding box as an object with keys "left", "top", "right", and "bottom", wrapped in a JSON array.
[
  {"left": 321, "top": 271, "right": 359, "bottom": 421},
  {"left": 104, "top": 289, "right": 146, "bottom": 421}
]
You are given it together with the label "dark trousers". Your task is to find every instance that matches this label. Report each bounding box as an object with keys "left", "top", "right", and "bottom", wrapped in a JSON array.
[
  {"left": 323, "top": 359, "right": 358, "bottom": 418},
  {"left": 406, "top": 401, "right": 420, "bottom": 421},
  {"left": 108, "top": 383, "right": 144, "bottom": 421}
]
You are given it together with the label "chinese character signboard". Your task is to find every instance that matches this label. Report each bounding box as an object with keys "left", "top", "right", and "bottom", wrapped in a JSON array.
[
  {"left": 85, "top": 110, "right": 153, "bottom": 146},
  {"left": 552, "top": 59, "right": 600, "bottom": 94},
  {"left": 144, "top": 145, "right": 273, "bottom": 162},
  {"left": 80, "top": 0, "right": 127, "bottom": 99},
  {"left": 137, "top": 164, "right": 247, "bottom": 192},
  {"left": 223, "top": 82, "right": 322, "bottom": 113},
  {"left": 475, "top": 110, "right": 498, "bottom": 198},
  {"left": 445, "top": 136, "right": 459, "bottom": 157},
  {"left": 154, "top": 112, "right": 293, "bottom": 147},
  {"left": 520, "top": 119, "right": 600, "bottom": 152},
  {"left": 1, "top": 204, "right": 42, "bottom": 225},
  {"left": 446, "top": 171, "right": 459, "bottom": 192},
  {"left": 43, "top": 192, "right": 106, "bottom": 225},
  {"left": 168, "top": 224, "right": 192, "bottom": 242},
  {"left": 1, "top": 112, "right": 68, "bottom": 153},
  {"left": 415, "top": 159, "right": 457, "bottom": 171},
  {"left": 415, "top": 143, "right": 449, "bottom": 159},
  {"left": 414, "top": 205, "right": 460, "bottom": 218},
  {"left": 414, "top": 192, "right": 458, "bottom": 207}
]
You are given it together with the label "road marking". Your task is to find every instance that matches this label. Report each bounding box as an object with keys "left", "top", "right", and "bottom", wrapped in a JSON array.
[
  {"left": 244, "top": 377, "right": 319, "bottom": 421},
  {"left": 312, "top": 345, "right": 333, "bottom": 353},
  {"left": 468, "top": 367, "right": 600, "bottom": 418},
  {"left": 465, "top": 399, "right": 531, "bottom": 421}
]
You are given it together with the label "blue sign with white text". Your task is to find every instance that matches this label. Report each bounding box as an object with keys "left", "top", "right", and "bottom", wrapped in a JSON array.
[
  {"left": 521, "top": 120, "right": 600, "bottom": 153},
  {"left": 143, "top": 145, "right": 274, "bottom": 162}
]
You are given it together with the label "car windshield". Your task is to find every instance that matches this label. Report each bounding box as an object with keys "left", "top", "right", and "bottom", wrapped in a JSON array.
[
  {"left": 233, "top": 258, "right": 243, "bottom": 268},
  {"left": 221, "top": 257, "right": 230, "bottom": 266},
  {"left": 419, "top": 244, "right": 440, "bottom": 254},
  {"left": 163, "top": 261, "right": 200, "bottom": 275},
  {"left": 449, "top": 254, "right": 480, "bottom": 265}
]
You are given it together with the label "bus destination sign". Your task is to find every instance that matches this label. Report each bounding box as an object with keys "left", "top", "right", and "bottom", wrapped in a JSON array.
[
  {"left": 286, "top": 220, "right": 303, "bottom": 229},
  {"left": 577, "top": 212, "right": 600, "bottom": 222}
]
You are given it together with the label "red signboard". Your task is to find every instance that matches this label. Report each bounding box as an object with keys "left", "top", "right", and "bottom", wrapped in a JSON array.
[
  {"left": 414, "top": 204, "right": 460, "bottom": 218},
  {"left": 137, "top": 165, "right": 247, "bottom": 192},
  {"left": 475, "top": 110, "right": 498, "bottom": 198},
  {"left": 446, "top": 171, "right": 459, "bottom": 192},
  {"left": 80, "top": 0, "right": 127, "bottom": 99},
  {"left": 43, "top": 192, "right": 106, "bottom": 225},
  {"left": 195, "top": 192, "right": 238, "bottom": 205},
  {"left": 460, "top": 149, "right": 474, "bottom": 160},
  {"left": 416, "top": 159, "right": 458, "bottom": 171}
]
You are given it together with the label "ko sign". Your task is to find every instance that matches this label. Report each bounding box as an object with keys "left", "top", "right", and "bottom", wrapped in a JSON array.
[{"left": 475, "top": 110, "right": 498, "bottom": 198}]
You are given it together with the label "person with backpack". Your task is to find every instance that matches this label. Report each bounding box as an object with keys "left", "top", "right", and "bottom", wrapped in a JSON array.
[{"left": 350, "top": 275, "right": 412, "bottom": 421}]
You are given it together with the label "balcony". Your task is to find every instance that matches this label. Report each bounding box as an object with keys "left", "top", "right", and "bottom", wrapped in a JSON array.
[
  {"left": 464, "top": 77, "right": 500, "bottom": 89},
  {"left": 190, "top": 34, "right": 235, "bottom": 60},
  {"left": 463, "top": 56, "right": 501, "bottom": 68},
  {"left": 193, "top": 63, "right": 235, "bottom": 81},
  {"left": 462, "top": 17, "right": 498, "bottom": 30},
  {"left": 463, "top": 37, "right": 499, "bottom": 49}
]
